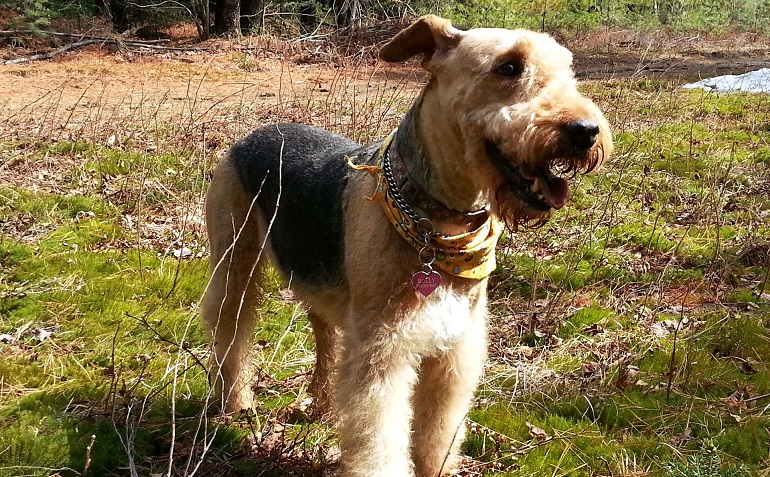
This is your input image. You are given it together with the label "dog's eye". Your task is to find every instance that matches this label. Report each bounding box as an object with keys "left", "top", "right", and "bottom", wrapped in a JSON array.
[{"left": 496, "top": 61, "right": 524, "bottom": 78}]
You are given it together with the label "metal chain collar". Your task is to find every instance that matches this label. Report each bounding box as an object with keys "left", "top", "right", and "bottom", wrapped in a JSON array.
[{"left": 382, "top": 149, "right": 436, "bottom": 246}]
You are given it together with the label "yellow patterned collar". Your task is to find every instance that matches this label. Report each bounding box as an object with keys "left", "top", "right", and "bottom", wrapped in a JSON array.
[{"left": 349, "top": 131, "right": 503, "bottom": 280}]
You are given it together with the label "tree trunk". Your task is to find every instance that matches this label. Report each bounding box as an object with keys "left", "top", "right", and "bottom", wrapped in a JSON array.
[
  {"left": 332, "top": 0, "right": 369, "bottom": 27},
  {"left": 299, "top": 1, "right": 317, "bottom": 31},
  {"left": 333, "top": 0, "right": 350, "bottom": 26},
  {"left": 109, "top": 0, "right": 128, "bottom": 32},
  {"left": 214, "top": 0, "right": 241, "bottom": 35},
  {"left": 240, "top": 0, "right": 263, "bottom": 34},
  {"left": 192, "top": 0, "right": 211, "bottom": 40}
]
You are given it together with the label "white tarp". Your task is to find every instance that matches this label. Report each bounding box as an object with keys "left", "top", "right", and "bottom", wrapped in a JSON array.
[{"left": 682, "top": 68, "right": 770, "bottom": 93}]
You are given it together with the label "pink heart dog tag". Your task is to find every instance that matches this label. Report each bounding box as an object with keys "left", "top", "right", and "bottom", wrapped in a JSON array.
[{"left": 411, "top": 270, "right": 442, "bottom": 296}]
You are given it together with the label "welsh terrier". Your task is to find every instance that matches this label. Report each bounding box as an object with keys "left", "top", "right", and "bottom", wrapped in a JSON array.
[{"left": 201, "top": 15, "right": 612, "bottom": 477}]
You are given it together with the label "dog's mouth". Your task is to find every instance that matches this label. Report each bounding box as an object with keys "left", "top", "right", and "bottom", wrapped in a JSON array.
[{"left": 486, "top": 141, "right": 572, "bottom": 211}]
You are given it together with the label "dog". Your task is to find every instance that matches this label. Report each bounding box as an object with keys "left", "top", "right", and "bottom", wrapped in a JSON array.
[{"left": 200, "top": 15, "right": 612, "bottom": 477}]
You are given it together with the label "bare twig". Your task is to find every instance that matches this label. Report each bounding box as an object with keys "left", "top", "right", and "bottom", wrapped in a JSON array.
[{"left": 83, "top": 434, "right": 97, "bottom": 475}]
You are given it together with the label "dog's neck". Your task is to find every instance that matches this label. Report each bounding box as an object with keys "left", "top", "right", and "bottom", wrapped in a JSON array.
[
  {"left": 392, "top": 97, "right": 489, "bottom": 235},
  {"left": 403, "top": 85, "right": 490, "bottom": 212}
]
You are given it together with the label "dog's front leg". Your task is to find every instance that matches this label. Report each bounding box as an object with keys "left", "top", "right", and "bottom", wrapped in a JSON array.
[
  {"left": 336, "top": 317, "right": 421, "bottom": 477},
  {"left": 410, "top": 317, "right": 488, "bottom": 477}
]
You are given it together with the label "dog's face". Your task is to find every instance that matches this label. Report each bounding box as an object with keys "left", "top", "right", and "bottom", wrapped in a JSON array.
[{"left": 380, "top": 16, "right": 613, "bottom": 229}]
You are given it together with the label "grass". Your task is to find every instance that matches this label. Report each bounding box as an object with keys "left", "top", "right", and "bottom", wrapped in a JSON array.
[{"left": 1, "top": 36, "right": 770, "bottom": 477}]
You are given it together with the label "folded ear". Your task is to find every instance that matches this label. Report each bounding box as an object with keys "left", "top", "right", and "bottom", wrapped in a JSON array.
[{"left": 378, "top": 15, "right": 460, "bottom": 63}]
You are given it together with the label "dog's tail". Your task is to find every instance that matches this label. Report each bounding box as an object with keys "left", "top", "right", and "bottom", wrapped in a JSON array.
[{"left": 200, "top": 155, "right": 266, "bottom": 414}]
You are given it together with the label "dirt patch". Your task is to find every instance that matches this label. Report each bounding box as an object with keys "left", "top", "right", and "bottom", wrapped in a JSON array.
[
  {"left": 573, "top": 29, "right": 770, "bottom": 80},
  {"left": 1, "top": 30, "right": 768, "bottom": 133},
  {"left": 0, "top": 43, "right": 424, "bottom": 147}
]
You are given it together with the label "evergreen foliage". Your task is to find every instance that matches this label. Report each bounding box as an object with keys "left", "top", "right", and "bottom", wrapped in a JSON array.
[{"left": 4, "top": 0, "right": 770, "bottom": 36}]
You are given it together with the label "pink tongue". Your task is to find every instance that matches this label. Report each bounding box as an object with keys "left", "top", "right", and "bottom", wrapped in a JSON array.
[{"left": 535, "top": 175, "right": 569, "bottom": 209}]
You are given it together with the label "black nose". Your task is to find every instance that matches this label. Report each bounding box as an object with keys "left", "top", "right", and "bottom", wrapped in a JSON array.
[{"left": 565, "top": 119, "right": 600, "bottom": 150}]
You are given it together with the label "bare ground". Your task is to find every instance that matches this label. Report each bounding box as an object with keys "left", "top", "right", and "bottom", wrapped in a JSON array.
[{"left": 2, "top": 25, "right": 770, "bottom": 137}]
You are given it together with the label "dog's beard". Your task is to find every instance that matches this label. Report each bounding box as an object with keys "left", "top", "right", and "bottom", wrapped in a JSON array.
[
  {"left": 488, "top": 140, "right": 608, "bottom": 232},
  {"left": 494, "top": 186, "right": 551, "bottom": 231}
]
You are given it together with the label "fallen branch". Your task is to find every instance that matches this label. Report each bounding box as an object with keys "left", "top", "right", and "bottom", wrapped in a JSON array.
[
  {"left": 3, "top": 33, "right": 209, "bottom": 65},
  {"left": 5, "top": 38, "right": 100, "bottom": 65}
]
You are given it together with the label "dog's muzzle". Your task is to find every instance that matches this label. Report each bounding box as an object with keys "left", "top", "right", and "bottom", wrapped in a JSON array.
[
  {"left": 486, "top": 141, "right": 556, "bottom": 211},
  {"left": 486, "top": 119, "right": 601, "bottom": 212}
]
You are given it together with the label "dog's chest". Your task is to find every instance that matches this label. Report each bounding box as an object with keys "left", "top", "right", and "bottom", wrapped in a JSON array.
[{"left": 409, "top": 286, "right": 477, "bottom": 353}]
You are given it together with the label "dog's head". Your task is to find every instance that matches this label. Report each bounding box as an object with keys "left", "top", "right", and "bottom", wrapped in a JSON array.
[{"left": 380, "top": 15, "right": 613, "bottom": 229}]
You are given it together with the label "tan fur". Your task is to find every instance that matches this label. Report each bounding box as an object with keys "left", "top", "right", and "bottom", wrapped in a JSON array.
[{"left": 201, "top": 15, "right": 612, "bottom": 477}]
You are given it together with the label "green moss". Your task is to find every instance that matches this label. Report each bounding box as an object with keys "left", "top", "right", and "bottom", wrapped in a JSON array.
[
  {"left": 703, "top": 314, "right": 770, "bottom": 363},
  {"left": 469, "top": 403, "right": 625, "bottom": 476},
  {"left": 0, "top": 188, "right": 118, "bottom": 222},
  {"left": 753, "top": 147, "right": 770, "bottom": 164},
  {"left": 557, "top": 307, "right": 616, "bottom": 339},
  {"left": 716, "top": 421, "right": 770, "bottom": 465},
  {"left": 44, "top": 140, "right": 94, "bottom": 155}
]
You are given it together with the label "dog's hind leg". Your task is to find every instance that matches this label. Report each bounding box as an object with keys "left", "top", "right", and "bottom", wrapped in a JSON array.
[
  {"left": 307, "top": 312, "right": 339, "bottom": 420},
  {"left": 200, "top": 158, "right": 264, "bottom": 413},
  {"left": 411, "top": 318, "right": 488, "bottom": 477}
]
